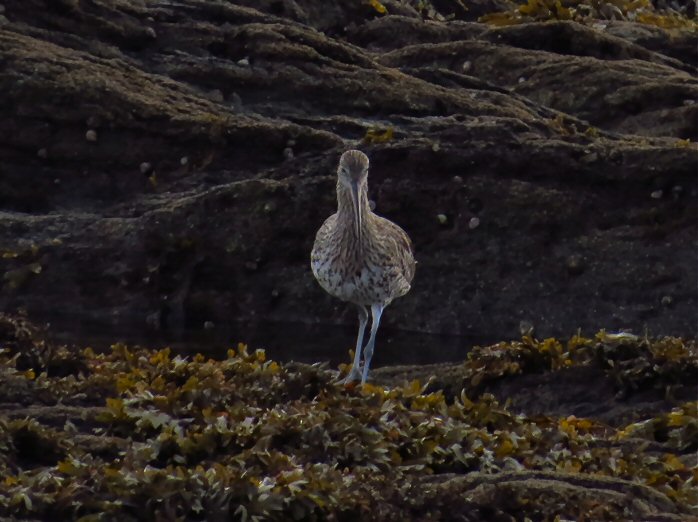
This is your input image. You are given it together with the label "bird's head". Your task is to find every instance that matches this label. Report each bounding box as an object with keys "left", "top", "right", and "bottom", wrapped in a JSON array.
[
  {"left": 337, "top": 149, "right": 369, "bottom": 187},
  {"left": 337, "top": 150, "right": 369, "bottom": 241}
]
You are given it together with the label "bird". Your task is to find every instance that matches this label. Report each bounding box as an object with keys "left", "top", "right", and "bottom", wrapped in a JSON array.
[{"left": 311, "top": 149, "right": 416, "bottom": 384}]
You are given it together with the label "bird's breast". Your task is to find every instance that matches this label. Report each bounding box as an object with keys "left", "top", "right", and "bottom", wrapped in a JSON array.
[
  {"left": 311, "top": 213, "right": 413, "bottom": 305},
  {"left": 312, "top": 254, "right": 397, "bottom": 305}
]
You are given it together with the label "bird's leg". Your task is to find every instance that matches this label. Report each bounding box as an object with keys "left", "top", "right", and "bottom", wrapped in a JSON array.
[
  {"left": 342, "top": 304, "right": 368, "bottom": 383},
  {"left": 361, "top": 303, "right": 385, "bottom": 385}
]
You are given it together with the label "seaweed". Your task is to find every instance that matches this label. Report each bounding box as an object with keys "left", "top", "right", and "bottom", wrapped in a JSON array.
[
  {"left": 363, "top": 126, "right": 395, "bottom": 144},
  {"left": 0, "top": 314, "right": 695, "bottom": 520},
  {"left": 480, "top": 0, "right": 698, "bottom": 30},
  {"left": 368, "top": 0, "right": 388, "bottom": 15}
]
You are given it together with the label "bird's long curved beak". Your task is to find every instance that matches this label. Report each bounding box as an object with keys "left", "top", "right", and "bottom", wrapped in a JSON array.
[{"left": 350, "top": 180, "right": 362, "bottom": 243}]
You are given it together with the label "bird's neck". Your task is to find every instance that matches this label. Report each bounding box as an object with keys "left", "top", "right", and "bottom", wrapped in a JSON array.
[{"left": 336, "top": 180, "right": 372, "bottom": 233}]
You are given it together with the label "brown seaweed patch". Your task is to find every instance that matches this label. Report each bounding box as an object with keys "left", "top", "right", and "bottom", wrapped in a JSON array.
[{"left": 0, "top": 315, "right": 696, "bottom": 520}]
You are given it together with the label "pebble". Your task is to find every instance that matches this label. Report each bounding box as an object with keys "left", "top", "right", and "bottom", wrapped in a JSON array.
[
  {"left": 432, "top": 142, "right": 440, "bottom": 152},
  {"left": 683, "top": 99, "right": 695, "bottom": 106},
  {"left": 180, "top": 156, "right": 188, "bottom": 166},
  {"left": 283, "top": 147, "right": 294, "bottom": 160},
  {"left": 661, "top": 295, "right": 673, "bottom": 307},
  {"left": 85, "top": 129, "right": 98, "bottom": 142},
  {"left": 650, "top": 190, "right": 663, "bottom": 199},
  {"left": 452, "top": 175, "right": 463, "bottom": 185},
  {"left": 271, "top": 289, "right": 280, "bottom": 298},
  {"left": 37, "top": 148, "right": 48, "bottom": 159},
  {"left": 145, "top": 27, "right": 157, "bottom": 39},
  {"left": 237, "top": 57, "right": 250, "bottom": 66},
  {"left": 462, "top": 61, "right": 472, "bottom": 73},
  {"left": 468, "top": 217, "right": 480, "bottom": 230},
  {"left": 518, "top": 77, "right": 526, "bottom": 83},
  {"left": 203, "top": 321, "right": 215, "bottom": 330},
  {"left": 436, "top": 213, "right": 448, "bottom": 225},
  {"left": 140, "top": 162, "right": 153, "bottom": 175}
]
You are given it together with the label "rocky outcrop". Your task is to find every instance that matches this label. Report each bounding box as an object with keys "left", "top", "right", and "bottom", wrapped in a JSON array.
[{"left": 0, "top": 0, "right": 696, "bottom": 347}]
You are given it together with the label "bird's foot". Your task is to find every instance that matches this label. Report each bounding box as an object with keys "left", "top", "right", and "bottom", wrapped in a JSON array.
[{"left": 339, "top": 365, "right": 362, "bottom": 385}]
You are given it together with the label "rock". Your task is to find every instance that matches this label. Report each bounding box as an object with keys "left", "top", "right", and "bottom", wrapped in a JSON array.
[
  {"left": 85, "top": 129, "right": 98, "bottom": 142},
  {"left": 0, "top": 0, "right": 695, "bottom": 343}
]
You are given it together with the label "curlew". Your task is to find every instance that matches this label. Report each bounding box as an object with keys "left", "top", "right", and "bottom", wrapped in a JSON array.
[{"left": 311, "top": 150, "right": 416, "bottom": 384}]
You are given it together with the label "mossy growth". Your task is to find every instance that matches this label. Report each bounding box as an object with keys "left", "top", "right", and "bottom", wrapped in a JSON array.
[{"left": 0, "top": 314, "right": 696, "bottom": 520}]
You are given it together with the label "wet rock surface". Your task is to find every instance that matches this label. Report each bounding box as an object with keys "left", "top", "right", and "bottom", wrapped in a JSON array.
[{"left": 0, "top": 0, "right": 696, "bottom": 347}]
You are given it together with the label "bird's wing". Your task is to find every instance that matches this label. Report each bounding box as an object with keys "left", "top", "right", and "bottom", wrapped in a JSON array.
[
  {"left": 377, "top": 217, "right": 416, "bottom": 286},
  {"left": 311, "top": 213, "right": 337, "bottom": 261}
]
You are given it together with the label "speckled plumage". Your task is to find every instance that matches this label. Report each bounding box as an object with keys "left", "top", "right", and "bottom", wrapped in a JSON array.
[
  {"left": 311, "top": 150, "right": 415, "bottom": 384},
  {"left": 311, "top": 210, "right": 414, "bottom": 306}
]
